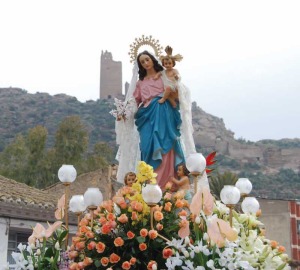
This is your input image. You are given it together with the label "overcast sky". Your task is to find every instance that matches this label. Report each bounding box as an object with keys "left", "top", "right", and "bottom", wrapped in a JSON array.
[{"left": 1, "top": 0, "right": 299, "bottom": 142}]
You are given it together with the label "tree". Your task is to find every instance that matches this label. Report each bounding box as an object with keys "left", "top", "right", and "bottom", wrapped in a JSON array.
[
  {"left": 26, "top": 126, "right": 48, "bottom": 187},
  {"left": 78, "top": 142, "right": 114, "bottom": 173},
  {"left": 0, "top": 134, "right": 29, "bottom": 184},
  {"left": 54, "top": 115, "right": 88, "bottom": 167}
]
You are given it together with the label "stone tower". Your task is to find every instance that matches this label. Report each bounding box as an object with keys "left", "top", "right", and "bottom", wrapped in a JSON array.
[{"left": 100, "top": 50, "right": 122, "bottom": 99}]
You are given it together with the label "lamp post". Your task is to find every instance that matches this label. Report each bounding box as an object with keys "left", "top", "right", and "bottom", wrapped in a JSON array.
[
  {"left": 186, "top": 153, "right": 206, "bottom": 195},
  {"left": 142, "top": 183, "right": 170, "bottom": 242},
  {"left": 69, "top": 195, "right": 86, "bottom": 230},
  {"left": 220, "top": 185, "right": 241, "bottom": 227},
  {"left": 83, "top": 188, "right": 103, "bottom": 229},
  {"left": 241, "top": 197, "right": 260, "bottom": 215},
  {"left": 58, "top": 164, "right": 77, "bottom": 247},
  {"left": 235, "top": 178, "right": 252, "bottom": 198}
]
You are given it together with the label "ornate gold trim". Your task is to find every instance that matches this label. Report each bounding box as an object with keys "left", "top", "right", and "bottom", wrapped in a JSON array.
[{"left": 128, "top": 35, "right": 163, "bottom": 63}]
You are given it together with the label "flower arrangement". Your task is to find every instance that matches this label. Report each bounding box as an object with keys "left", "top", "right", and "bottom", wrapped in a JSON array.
[
  {"left": 165, "top": 189, "right": 291, "bottom": 269},
  {"left": 68, "top": 161, "right": 291, "bottom": 270},
  {"left": 68, "top": 161, "right": 189, "bottom": 269},
  {"left": 9, "top": 160, "right": 291, "bottom": 270},
  {"left": 9, "top": 221, "right": 70, "bottom": 270},
  {"left": 109, "top": 98, "right": 136, "bottom": 121}
]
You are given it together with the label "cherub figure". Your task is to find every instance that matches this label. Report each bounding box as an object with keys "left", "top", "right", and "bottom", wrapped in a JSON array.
[
  {"left": 158, "top": 46, "right": 183, "bottom": 108},
  {"left": 169, "top": 163, "right": 192, "bottom": 202},
  {"left": 124, "top": 171, "right": 137, "bottom": 187}
]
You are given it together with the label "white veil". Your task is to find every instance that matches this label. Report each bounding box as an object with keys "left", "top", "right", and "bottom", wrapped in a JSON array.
[
  {"left": 177, "top": 81, "right": 196, "bottom": 158},
  {"left": 115, "top": 62, "right": 140, "bottom": 183}
]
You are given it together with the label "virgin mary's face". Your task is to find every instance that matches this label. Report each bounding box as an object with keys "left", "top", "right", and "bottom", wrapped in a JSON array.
[{"left": 139, "top": 54, "right": 154, "bottom": 71}]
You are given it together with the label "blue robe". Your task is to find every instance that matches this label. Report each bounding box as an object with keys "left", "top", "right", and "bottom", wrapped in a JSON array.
[{"left": 135, "top": 96, "right": 185, "bottom": 170}]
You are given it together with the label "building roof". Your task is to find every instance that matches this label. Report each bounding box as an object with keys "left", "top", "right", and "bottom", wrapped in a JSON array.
[
  {"left": 0, "top": 175, "right": 57, "bottom": 208},
  {"left": 0, "top": 166, "right": 122, "bottom": 223}
]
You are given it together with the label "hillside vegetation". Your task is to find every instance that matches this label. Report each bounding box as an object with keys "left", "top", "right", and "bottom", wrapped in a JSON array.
[{"left": 0, "top": 87, "right": 299, "bottom": 199}]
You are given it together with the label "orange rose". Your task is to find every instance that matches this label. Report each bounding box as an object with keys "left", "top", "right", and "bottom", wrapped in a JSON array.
[
  {"left": 148, "top": 229, "right": 158, "bottom": 240},
  {"left": 83, "top": 257, "right": 93, "bottom": 267},
  {"left": 164, "top": 202, "right": 172, "bottom": 212},
  {"left": 139, "top": 243, "right": 147, "bottom": 251},
  {"left": 270, "top": 240, "right": 278, "bottom": 249},
  {"left": 68, "top": 250, "right": 78, "bottom": 259},
  {"left": 140, "top": 228, "right": 148, "bottom": 237},
  {"left": 108, "top": 220, "right": 117, "bottom": 229},
  {"left": 78, "top": 262, "right": 85, "bottom": 269},
  {"left": 72, "top": 236, "right": 82, "bottom": 244},
  {"left": 98, "top": 216, "right": 107, "bottom": 225},
  {"left": 127, "top": 231, "right": 135, "bottom": 239},
  {"left": 101, "top": 223, "right": 112, "bottom": 234},
  {"left": 69, "top": 263, "right": 79, "bottom": 270},
  {"left": 96, "top": 242, "right": 106, "bottom": 253},
  {"left": 147, "top": 261, "right": 157, "bottom": 270},
  {"left": 163, "top": 248, "right": 173, "bottom": 259},
  {"left": 122, "top": 261, "right": 131, "bottom": 270},
  {"left": 110, "top": 253, "right": 121, "bottom": 264},
  {"left": 175, "top": 199, "right": 184, "bottom": 208},
  {"left": 131, "top": 211, "right": 138, "bottom": 220},
  {"left": 86, "top": 231, "right": 95, "bottom": 239},
  {"left": 87, "top": 241, "right": 96, "bottom": 250},
  {"left": 154, "top": 211, "right": 164, "bottom": 221},
  {"left": 114, "top": 197, "right": 127, "bottom": 209},
  {"left": 164, "top": 192, "right": 172, "bottom": 200},
  {"left": 114, "top": 237, "right": 124, "bottom": 247},
  {"left": 101, "top": 200, "right": 114, "bottom": 212},
  {"left": 178, "top": 210, "right": 187, "bottom": 216},
  {"left": 156, "top": 223, "right": 163, "bottom": 231},
  {"left": 278, "top": 245, "right": 286, "bottom": 253},
  {"left": 80, "top": 226, "right": 89, "bottom": 233},
  {"left": 164, "top": 181, "right": 173, "bottom": 190},
  {"left": 131, "top": 201, "right": 143, "bottom": 212},
  {"left": 75, "top": 241, "right": 85, "bottom": 251},
  {"left": 130, "top": 257, "right": 137, "bottom": 265},
  {"left": 107, "top": 212, "right": 116, "bottom": 221},
  {"left": 174, "top": 190, "right": 185, "bottom": 199},
  {"left": 117, "top": 214, "right": 129, "bottom": 223},
  {"left": 100, "top": 257, "right": 109, "bottom": 266},
  {"left": 79, "top": 218, "right": 89, "bottom": 226}
]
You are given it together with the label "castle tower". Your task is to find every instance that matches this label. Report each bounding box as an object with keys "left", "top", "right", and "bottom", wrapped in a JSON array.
[{"left": 100, "top": 50, "right": 122, "bottom": 99}]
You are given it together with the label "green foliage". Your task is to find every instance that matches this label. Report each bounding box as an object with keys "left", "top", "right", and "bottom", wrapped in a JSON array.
[
  {"left": 54, "top": 115, "right": 88, "bottom": 165},
  {"left": 217, "top": 154, "right": 241, "bottom": 169},
  {"left": 209, "top": 171, "right": 238, "bottom": 200},
  {"left": 78, "top": 143, "right": 114, "bottom": 173},
  {"left": 0, "top": 116, "right": 112, "bottom": 188},
  {"left": 257, "top": 138, "right": 300, "bottom": 148},
  {"left": 236, "top": 137, "right": 255, "bottom": 145},
  {"left": 0, "top": 134, "right": 30, "bottom": 183},
  {"left": 239, "top": 168, "right": 300, "bottom": 199},
  {"left": 26, "top": 126, "right": 48, "bottom": 187}
]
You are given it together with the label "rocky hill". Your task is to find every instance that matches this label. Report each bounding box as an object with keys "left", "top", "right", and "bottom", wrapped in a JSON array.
[{"left": 0, "top": 87, "right": 299, "bottom": 199}]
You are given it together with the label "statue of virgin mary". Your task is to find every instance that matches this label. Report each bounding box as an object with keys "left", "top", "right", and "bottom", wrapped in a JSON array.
[{"left": 113, "top": 36, "right": 196, "bottom": 188}]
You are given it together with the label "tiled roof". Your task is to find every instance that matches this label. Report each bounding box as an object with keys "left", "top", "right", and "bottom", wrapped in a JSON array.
[
  {"left": 0, "top": 175, "right": 57, "bottom": 209},
  {"left": 0, "top": 165, "right": 122, "bottom": 212}
]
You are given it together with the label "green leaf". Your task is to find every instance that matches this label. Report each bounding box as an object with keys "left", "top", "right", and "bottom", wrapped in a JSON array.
[
  {"left": 276, "top": 263, "right": 287, "bottom": 270},
  {"left": 44, "top": 247, "right": 54, "bottom": 258},
  {"left": 95, "top": 260, "right": 101, "bottom": 267},
  {"left": 59, "top": 230, "right": 68, "bottom": 243},
  {"left": 136, "top": 236, "right": 146, "bottom": 243}
]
